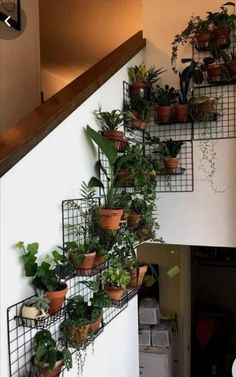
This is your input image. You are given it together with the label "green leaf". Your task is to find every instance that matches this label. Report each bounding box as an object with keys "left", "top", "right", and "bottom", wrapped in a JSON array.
[
  {"left": 85, "top": 125, "right": 118, "bottom": 166},
  {"left": 15, "top": 241, "right": 24, "bottom": 249},
  {"left": 88, "top": 176, "right": 104, "bottom": 190}
]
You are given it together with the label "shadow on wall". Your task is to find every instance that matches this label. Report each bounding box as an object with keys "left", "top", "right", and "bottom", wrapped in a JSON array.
[{"left": 39, "top": 0, "right": 143, "bottom": 100}]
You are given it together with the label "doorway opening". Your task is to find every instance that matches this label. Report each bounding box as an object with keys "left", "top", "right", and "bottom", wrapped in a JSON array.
[{"left": 191, "top": 245, "right": 236, "bottom": 377}]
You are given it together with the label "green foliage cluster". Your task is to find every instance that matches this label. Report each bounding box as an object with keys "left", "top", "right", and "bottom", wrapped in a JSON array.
[
  {"left": 128, "top": 63, "right": 166, "bottom": 84},
  {"left": 15, "top": 242, "right": 68, "bottom": 292},
  {"left": 94, "top": 107, "right": 134, "bottom": 131}
]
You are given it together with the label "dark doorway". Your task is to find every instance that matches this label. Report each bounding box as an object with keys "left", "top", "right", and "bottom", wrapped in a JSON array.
[{"left": 191, "top": 246, "right": 236, "bottom": 377}]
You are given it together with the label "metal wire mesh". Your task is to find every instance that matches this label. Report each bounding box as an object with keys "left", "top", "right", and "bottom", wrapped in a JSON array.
[{"left": 192, "top": 32, "right": 236, "bottom": 140}]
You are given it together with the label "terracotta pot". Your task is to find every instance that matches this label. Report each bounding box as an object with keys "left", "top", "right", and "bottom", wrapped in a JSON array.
[
  {"left": 97, "top": 208, "right": 123, "bottom": 230},
  {"left": 195, "top": 30, "right": 212, "bottom": 50},
  {"left": 207, "top": 64, "right": 222, "bottom": 82},
  {"left": 213, "top": 27, "right": 231, "bottom": 48},
  {"left": 127, "top": 212, "right": 141, "bottom": 228},
  {"left": 66, "top": 324, "right": 90, "bottom": 344},
  {"left": 45, "top": 283, "right": 67, "bottom": 315},
  {"left": 104, "top": 286, "right": 125, "bottom": 302},
  {"left": 227, "top": 58, "right": 236, "bottom": 75},
  {"left": 130, "top": 81, "right": 151, "bottom": 99},
  {"left": 102, "top": 130, "right": 124, "bottom": 150},
  {"left": 175, "top": 104, "right": 189, "bottom": 122},
  {"left": 117, "top": 169, "right": 134, "bottom": 186},
  {"left": 138, "top": 224, "right": 154, "bottom": 238},
  {"left": 90, "top": 314, "right": 103, "bottom": 332},
  {"left": 129, "top": 265, "right": 148, "bottom": 289},
  {"left": 129, "top": 118, "right": 147, "bottom": 130},
  {"left": 37, "top": 360, "right": 63, "bottom": 377},
  {"left": 118, "top": 138, "right": 129, "bottom": 152},
  {"left": 71, "top": 252, "right": 96, "bottom": 276},
  {"left": 156, "top": 105, "right": 173, "bottom": 123},
  {"left": 93, "top": 254, "right": 105, "bottom": 267},
  {"left": 164, "top": 158, "right": 179, "bottom": 174}
]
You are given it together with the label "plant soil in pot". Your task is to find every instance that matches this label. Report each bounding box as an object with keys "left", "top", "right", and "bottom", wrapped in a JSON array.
[
  {"left": 104, "top": 285, "right": 125, "bottom": 302},
  {"left": 175, "top": 104, "right": 189, "bottom": 122},
  {"left": 129, "top": 265, "right": 148, "bottom": 289},
  {"left": 46, "top": 282, "right": 68, "bottom": 315},
  {"left": 195, "top": 30, "right": 212, "bottom": 50},
  {"left": 164, "top": 158, "right": 179, "bottom": 174},
  {"left": 97, "top": 208, "right": 123, "bottom": 230}
]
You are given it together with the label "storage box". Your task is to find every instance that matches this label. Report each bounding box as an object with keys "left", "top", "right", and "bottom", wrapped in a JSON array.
[
  {"left": 139, "top": 325, "right": 151, "bottom": 346},
  {"left": 139, "top": 298, "right": 160, "bottom": 325},
  {"left": 151, "top": 322, "right": 171, "bottom": 347}
]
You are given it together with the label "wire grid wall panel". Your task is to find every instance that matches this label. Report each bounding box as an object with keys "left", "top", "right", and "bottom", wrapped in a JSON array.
[
  {"left": 7, "top": 302, "right": 64, "bottom": 377},
  {"left": 192, "top": 32, "right": 236, "bottom": 140},
  {"left": 62, "top": 198, "right": 108, "bottom": 278},
  {"left": 193, "top": 83, "right": 236, "bottom": 140},
  {"left": 146, "top": 107, "right": 193, "bottom": 141},
  {"left": 145, "top": 140, "right": 193, "bottom": 192}
]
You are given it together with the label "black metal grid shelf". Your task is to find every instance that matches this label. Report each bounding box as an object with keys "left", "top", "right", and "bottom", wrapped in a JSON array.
[{"left": 192, "top": 32, "right": 236, "bottom": 140}]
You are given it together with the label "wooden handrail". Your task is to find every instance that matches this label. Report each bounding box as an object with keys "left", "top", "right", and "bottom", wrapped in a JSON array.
[{"left": 0, "top": 31, "right": 145, "bottom": 177}]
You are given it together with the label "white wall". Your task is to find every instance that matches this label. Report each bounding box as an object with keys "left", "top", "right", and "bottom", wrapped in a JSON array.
[
  {"left": 142, "top": 0, "right": 236, "bottom": 247},
  {"left": 0, "top": 0, "right": 41, "bottom": 131},
  {"left": 0, "top": 51, "right": 143, "bottom": 377}
]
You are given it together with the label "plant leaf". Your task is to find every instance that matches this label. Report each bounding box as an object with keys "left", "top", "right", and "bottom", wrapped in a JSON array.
[{"left": 85, "top": 125, "right": 117, "bottom": 166}]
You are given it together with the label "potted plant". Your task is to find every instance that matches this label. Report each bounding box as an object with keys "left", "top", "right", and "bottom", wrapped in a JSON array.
[
  {"left": 171, "top": 16, "right": 212, "bottom": 73},
  {"left": 101, "top": 260, "right": 131, "bottom": 302},
  {"left": 85, "top": 125, "right": 135, "bottom": 230},
  {"left": 80, "top": 280, "right": 112, "bottom": 331},
  {"left": 206, "top": 2, "right": 236, "bottom": 48},
  {"left": 32, "top": 329, "right": 72, "bottom": 377},
  {"left": 112, "top": 230, "right": 148, "bottom": 289},
  {"left": 94, "top": 107, "right": 133, "bottom": 150},
  {"left": 21, "top": 290, "right": 49, "bottom": 325},
  {"left": 189, "top": 95, "right": 218, "bottom": 121},
  {"left": 15, "top": 242, "right": 69, "bottom": 315},
  {"left": 127, "top": 197, "right": 148, "bottom": 228},
  {"left": 64, "top": 241, "right": 97, "bottom": 276},
  {"left": 159, "top": 138, "right": 184, "bottom": 174},
  {"left": 128, "top": 95, "right": 152, "bottom": 130},
  {"left": 154, "top": 85, "right": 177, "bottom": 123},
  {"left": 127, "top": 63, "right": 166, "bottom": 99},
  {"left": 60, "top": 295, "right": 91, "bottom": 346}
]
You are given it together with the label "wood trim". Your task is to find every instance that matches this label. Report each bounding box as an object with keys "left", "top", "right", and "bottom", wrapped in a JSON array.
[{"left": 0, "top": 30, "right": 145, "bottom": 177}]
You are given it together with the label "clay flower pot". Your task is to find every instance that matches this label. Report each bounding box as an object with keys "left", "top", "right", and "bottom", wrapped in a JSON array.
[
  {"left": 228, "top": 58, "right": 236, "bottom": 76},
  {"left": 36, "top": 360, "right": 63, "bottom": 377},
  {"left": 195, "top": 30, "right": 212, "bottom": 50},
  {"left": 156, "top": 105, "right": 173, "bottom": 123},
  {"left": 127, "top": 212, "right": 141, "bottom": 228},
  {"left": 104, "top": 286, "right": 125, "bottom": 302},
  {"left": 45, "top": 283, "right": 67, "bottom": 315},
  {"left": 129, "top": 118, "right": 148, "bottom": 130},
  {"left": 164, "top": 158, "right": 179, "bottom": 174},
  {"left": 67, "top": 324, "right": 90, "bottom": 344},
  {"left": 90, "top": 314, "right": 103, "bottom": 332},
  {"left": 93, "top": 254, "right": 105, "bottom": 267},
  {"left": 213, "top": 27, "right": 231, "bottom": 48},
  {"left": 71, "top": 252, "right": 96, "bottom": 276},
  {"left": 130, "top": 81, "right": 151, "bottom": 99},
  {"left": 129, "top": 265, "right": 148, "bottom": 289},
  {"left": 175, "top": 104, "right": 189, "bottom": 122},
  {"left": 102, "top": 130, "right": 124, "bottom": 150},
  {"left": 207, "top": 64, "right": 222, "bottom": 82},
  {"left": 97, "top": 208, "right": 123, "bottom": 230}
]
